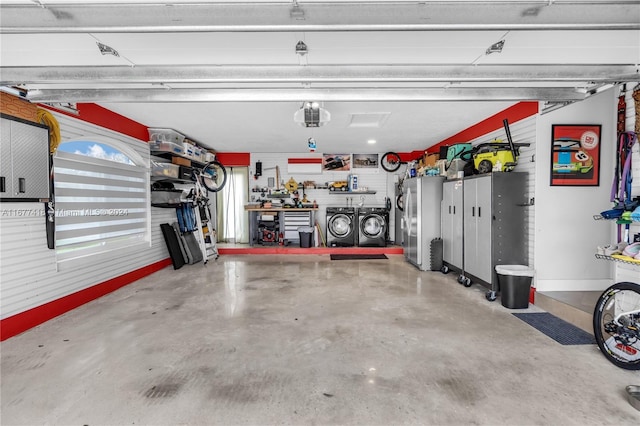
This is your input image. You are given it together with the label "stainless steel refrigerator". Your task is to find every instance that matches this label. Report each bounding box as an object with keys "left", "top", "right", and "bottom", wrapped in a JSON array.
[{"left": 402, "top": 176, "right": 444, "bottom": 270}]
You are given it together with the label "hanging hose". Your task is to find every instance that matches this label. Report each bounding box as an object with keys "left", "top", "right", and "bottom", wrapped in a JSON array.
[{"left": 36, "top": 108, "right": 61, "bottom": 153}]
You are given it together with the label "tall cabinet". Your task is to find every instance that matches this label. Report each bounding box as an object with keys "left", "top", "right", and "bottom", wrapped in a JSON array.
[
  {"left": 441, "top": 179, "right": 464, "bottom": 274},
  {"left": 0, "top": 115, "right": 50, "bottom": 201},
  {"left": 462, "top": 172, "right": 528, "bottom": 296}
]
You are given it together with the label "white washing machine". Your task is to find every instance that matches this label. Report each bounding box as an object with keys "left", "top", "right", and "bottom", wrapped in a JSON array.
[
  {"left": 326, "top": 207, "right": 357, "bottom": 247},
  {"left": 358, "top": 207, "right": 388, "bottom": 247}
]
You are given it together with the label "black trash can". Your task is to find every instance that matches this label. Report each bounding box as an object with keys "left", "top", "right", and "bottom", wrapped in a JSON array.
[
  {"left": 298, "top": 226, "right": 314, "bottom": 248},
  {"left": 496, "top": 265, "right": 535, "bottom": 309}
]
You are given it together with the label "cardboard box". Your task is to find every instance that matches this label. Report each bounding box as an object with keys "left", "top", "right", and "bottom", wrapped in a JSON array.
[
  {"left": 423, "top": 153, "right": 439, "bottom": 167},
  {"left": 171, "top": 156, "right": 191, "bottom": 167}
]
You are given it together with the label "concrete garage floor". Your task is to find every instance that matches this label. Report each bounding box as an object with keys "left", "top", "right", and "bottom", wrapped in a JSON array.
[{"left": 1, "top": 255, "right": 639, "bottom": 425}]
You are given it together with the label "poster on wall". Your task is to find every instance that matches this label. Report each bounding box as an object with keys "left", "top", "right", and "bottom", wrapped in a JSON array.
[
  {"left": 322, "top": 154, "right": 351, "bottom": 172},
  {"left": 352, "top": 153, "right": 379, "bottom": 169},
  {"left": 550, "top": 124, "right": 601, "bottom": 186}
]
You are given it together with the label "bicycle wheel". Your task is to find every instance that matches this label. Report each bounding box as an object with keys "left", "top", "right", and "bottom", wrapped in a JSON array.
[
  {"left": 381, "top": 152, "right": 402, "bottom": 172},
  {"left": 200, "top": 160, "right": 227, "bottom": 193},
  {"left": 593, "top": 282, "right": 640, "bottom": 370}
]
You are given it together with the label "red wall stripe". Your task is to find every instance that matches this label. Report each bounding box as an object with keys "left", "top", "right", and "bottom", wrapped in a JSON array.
[
  {"left": 427, "top": 102, "right": 539, "bottom": 154},
  {"left": 216, "top": 152, "right": 251, "bottom": 167},
  {"left": 0, "top": 258, "right": 172, "bottom": 341},
  {"left": 39, "top": 103, "right": 150, "bottom": 142},
  {"left": 288, "top": 158, "right": 323, "bottom": 164}
]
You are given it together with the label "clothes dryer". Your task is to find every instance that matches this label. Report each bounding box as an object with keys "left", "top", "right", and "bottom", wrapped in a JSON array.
[
  {"left": 358, "top": 207, "right": 388, "bottom": 247},
  {"left": 326, "top": 207, "right": 357, "bottom": 247}
]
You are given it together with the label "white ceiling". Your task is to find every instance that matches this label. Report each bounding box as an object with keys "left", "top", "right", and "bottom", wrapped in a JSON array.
[{"left": 1, "top": 0, "right": 639, "bottom": 154}]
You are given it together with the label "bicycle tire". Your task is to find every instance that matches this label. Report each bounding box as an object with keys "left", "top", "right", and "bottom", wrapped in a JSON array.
[
  {"left": 381, "top": 152, "right": 402, "bottom": 172},
  {"left": 593, "top": 281, "right": 640, "bottom": 370},
  {"left": 200, "top": 160, "right": 228, "bottom": 193}
]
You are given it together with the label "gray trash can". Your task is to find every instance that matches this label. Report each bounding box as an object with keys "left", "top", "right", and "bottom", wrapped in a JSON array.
[
  {"left": 298, "top": 226, "right": 314, "bottom": 248},
  {"left": 496, "top": 265, "right": 535, "bottom": 309}
]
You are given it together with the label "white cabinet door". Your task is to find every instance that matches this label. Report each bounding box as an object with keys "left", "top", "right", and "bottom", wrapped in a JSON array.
[{"left": 442, "top": 179, "right": 463, "bottom": 268}]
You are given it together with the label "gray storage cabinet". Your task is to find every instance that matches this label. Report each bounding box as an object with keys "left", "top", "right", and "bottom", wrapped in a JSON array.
[
  {"left": 0, "top": 115, "right": 50, "bottom": 200},
  {"left": 462, "top": 172, "right": 527, "bottom": 289},
  {"left": 441, "top": 179, "right": 464, "bottom": 273}
]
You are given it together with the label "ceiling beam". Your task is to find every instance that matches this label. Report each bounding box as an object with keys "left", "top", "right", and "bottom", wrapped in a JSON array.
[
  {"left": 24, "top": 87, "right": 587, "bottom": 103},
  {"left": 2, "top": 2, "right": 639, "bottom": 33},
  {"left": 3, "top": 64, "right": 639, "bottom": 85}
]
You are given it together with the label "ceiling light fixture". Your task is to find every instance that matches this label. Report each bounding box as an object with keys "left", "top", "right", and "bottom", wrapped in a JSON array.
[
  {"left": 293, "top": 101, "right": 330, "bottom": 127},
  {"left": 485, "top": 39, "right": 505, "bottom": 55},
  {"left": 367, "top": 139, "right": 377, "bottom": 144}
]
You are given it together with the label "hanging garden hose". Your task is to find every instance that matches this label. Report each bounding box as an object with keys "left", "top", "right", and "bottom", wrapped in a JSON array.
[{"left": 37, "top": 108, "right": 61, "bottom": 153}]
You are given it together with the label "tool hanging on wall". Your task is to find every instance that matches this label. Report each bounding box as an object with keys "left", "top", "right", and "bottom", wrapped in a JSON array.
[
  {"left": 633, "top": 84, "right": 640, "bottom": 134},
  {"left": 617, "top": 85, "right": 626, "bottom": 134}
]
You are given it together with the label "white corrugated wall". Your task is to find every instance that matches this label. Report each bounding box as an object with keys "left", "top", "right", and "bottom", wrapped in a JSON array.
[
  {"left": 249, "top": 152, "right": 390, "bottom": 239},
  {"left": 0, "top": 112, "right": 173, "bottom": 320},
  {"left": 464, "top": 116, "right": 537, "bottom": 269}
]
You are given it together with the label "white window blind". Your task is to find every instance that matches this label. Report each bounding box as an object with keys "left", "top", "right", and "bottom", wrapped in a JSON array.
[{"left": 54, "top": 147, "right": 150, "bottom": 264}]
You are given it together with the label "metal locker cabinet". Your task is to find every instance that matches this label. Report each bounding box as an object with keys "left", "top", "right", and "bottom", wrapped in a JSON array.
[
  {"left": 462, "top": 172, "right": 527, "bottom": 291},
  {"left": 441, "top": 179, "right": 464, "bottom": 273},
  {"left": 0, "top": 115, "right": 50, "bottom": 200}
]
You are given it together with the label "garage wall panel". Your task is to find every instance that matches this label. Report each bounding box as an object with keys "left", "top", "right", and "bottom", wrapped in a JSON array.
[
  {"left": 0, "top": 111, "right": 172, "bottom": 321},
  {"left": 249, "top": 152, "right": 388, "bottom": 239}
]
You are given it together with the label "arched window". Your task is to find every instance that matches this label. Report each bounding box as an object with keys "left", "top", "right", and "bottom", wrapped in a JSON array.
[{"left": 53, "top": 137, "right": 150, "bottom": 265}]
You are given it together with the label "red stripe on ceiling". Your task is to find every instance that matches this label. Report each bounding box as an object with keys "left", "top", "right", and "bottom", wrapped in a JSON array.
[
  {"left": 288, "top": 158, "right": 323, "bottom": 164},
  {"left": 0, "top": 258, "right": 172, "bottom": 341},
  {"left": 427, "top": 101, "right": 539, "bottom": 154},
  {"left": 216, "top": 152, "right": 251, "bottom": 167},
  {"left": 39, "top": 103, "right": 150, "bottom": 142}
]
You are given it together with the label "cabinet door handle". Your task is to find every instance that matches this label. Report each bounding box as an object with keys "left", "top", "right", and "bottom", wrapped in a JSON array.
[
  {"left": 0, "top": 176, "right": 5, "bottom": 192},
  {"left": 478, "top": 207, "right": 481, "bottom": 217},
  {"left": 18, "top": 178, "right": 26, "bottom": 193},
  {"left": 453, "top": 206, "right": 455, "bottom": 215},
  {"left": 472, "top": 206, "right": 475, "bottom": 217}
]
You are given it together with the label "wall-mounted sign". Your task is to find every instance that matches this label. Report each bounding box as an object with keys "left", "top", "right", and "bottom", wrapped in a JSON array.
[{"left": 550, "top": 124, "right": 601, "bottom": 186}]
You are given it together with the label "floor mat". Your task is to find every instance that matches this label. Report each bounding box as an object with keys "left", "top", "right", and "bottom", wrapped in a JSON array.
[
  {"left": 330, "top": 254, "right": 388, "bottom": 260},
  {"left": 512, "top": 312, "right": 596, "bottom": 345}
]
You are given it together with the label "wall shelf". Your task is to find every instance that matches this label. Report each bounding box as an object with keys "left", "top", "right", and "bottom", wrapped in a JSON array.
[
  {"left": 328, "top": 191, "right": 377, "bottom": 194},
  {"left": 595, "top": 253, "right": 640, "bottom": 266},
  {"left": 151, "top": 150, "right": 206, "bottom": 168}
]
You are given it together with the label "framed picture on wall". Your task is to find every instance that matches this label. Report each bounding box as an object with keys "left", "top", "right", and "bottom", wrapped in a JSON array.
[
  {"left": 352, "top": 153, "right": 379, "bottom": 169},
  {"left": 322, "top": 154, "right": 351, "bottom": 172},
  {"left": 550, "top": 124, "right": 601, "bottom": 186}
]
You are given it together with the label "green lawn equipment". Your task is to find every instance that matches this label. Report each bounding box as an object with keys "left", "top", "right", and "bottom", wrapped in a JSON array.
[{"left": 472, "top": 119, "right": 530, "bottom": 174}]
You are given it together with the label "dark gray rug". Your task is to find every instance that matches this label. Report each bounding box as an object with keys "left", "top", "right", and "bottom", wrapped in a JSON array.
[
  {"left": 330, "top": 254, "right": 388, "bottom": 260},
  {"left": 512, "top": 312, "right": 596, "bottom": 345}
]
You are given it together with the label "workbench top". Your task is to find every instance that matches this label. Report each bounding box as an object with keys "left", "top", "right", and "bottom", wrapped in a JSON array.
[{"left": 244, "top": 206, "right": 318, "bottom": 211}]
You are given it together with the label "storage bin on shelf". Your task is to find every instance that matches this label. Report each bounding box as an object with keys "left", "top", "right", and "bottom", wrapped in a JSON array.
[
  {"left": 149, "top": 140, "right": 184, "bottom": 155},
  {"left": 151, "top": 161, "right": 180, "bottom": 179},
  {"left": 148, "top": 128, "right": 185, "bottom": 145}
]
